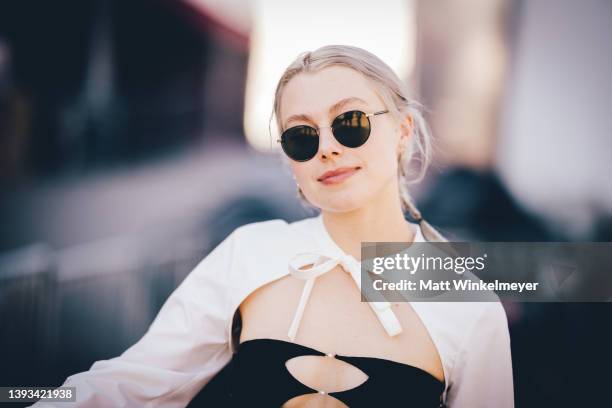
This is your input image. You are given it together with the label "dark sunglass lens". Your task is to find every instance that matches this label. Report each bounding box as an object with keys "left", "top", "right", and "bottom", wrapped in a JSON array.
[
  {"left": 281, "top": 126, "right": 319, "bottom": 161},
  {"left": 332, "top": 111, "right": 371, "bottom": 148}
]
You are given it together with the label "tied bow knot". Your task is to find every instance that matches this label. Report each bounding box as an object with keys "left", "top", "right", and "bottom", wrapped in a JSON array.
[{"left": 287, "top": 250, "right": 403, "bottom": 342}]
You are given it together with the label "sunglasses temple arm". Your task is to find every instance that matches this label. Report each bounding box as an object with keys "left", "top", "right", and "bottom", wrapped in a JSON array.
[{"left": 367, "top": 110, "right": 389, "bottom": 117}]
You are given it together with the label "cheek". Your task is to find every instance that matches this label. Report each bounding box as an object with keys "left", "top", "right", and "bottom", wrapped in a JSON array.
[
  {"left": 361, "top": 132, "right": 400, "bottom": 178},
  {"left": 290, "top": 162, "right": 314, "bottom": 185}
]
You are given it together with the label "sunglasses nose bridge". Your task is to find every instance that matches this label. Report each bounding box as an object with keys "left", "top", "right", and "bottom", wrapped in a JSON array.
[{"left": 317, "top": 125, "right": 343, "bottom": 158}]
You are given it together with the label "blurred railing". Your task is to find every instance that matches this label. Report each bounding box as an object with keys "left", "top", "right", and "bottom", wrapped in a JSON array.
[{"left": 0, "top": 218, "right": 214, "bottom": 388}]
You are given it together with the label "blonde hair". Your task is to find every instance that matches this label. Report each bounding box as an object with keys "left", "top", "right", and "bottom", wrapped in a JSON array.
[{"left": 271, "top": 44, "right": 446, "bottom": 242}]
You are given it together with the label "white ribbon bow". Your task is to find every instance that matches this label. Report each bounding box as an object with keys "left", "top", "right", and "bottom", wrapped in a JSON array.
[{"left": 287, "top": 251, "right": 403, "bottom": 341}]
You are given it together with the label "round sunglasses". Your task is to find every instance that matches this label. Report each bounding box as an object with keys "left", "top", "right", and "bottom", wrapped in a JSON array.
[{"left": 278, "top": 109, "right": 389, "bottom": 162}]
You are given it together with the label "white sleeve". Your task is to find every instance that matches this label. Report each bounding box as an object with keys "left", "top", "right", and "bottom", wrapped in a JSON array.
[
  {"left": 30, "top": 230, "right": 239, "bottom": 408},
  {"left": 445, "top": 302, "right": 515, "bottom": 408}
]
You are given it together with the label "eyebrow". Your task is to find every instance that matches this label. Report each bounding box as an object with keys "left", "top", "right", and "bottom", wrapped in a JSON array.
[{"left": 283, "top": 97, "right": 369, "bottom": 129}]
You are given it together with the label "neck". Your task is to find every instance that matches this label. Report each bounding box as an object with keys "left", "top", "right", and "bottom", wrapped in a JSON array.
[{"left": 320, "top": 182, "right": 416, "bottom": 260}]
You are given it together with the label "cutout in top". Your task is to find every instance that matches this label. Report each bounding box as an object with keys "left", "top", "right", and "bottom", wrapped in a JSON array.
[{"left": 285, "top": 354, "right": 369, "bottom": 393}]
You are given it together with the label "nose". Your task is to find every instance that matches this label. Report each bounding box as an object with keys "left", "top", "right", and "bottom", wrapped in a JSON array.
[{"left": 318, "top": 126, "right": 342, "bottom": 160}]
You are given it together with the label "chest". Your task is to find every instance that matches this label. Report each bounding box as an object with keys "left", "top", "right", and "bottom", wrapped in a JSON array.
[{"left": 236, "top": 264, "right": 445, "bottom": 383}]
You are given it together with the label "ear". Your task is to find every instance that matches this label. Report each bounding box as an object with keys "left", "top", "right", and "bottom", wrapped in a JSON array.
[{"left": 397, "top": 113, "right": 414, "bottom": 151}]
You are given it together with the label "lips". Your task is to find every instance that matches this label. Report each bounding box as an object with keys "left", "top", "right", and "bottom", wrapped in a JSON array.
[{"left": 317, "top": 166, "right": 361, "bottom": 185}]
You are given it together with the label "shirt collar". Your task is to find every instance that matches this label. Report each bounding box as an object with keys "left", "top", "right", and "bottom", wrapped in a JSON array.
[{"left": 286, "top": 213, "right": 424, "bottom": 340}]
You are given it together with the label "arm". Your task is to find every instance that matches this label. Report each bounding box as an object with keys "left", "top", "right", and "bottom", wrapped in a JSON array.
[
  {"left": 31, "top": 230, "right": 239, "bottom": 408},
  {"left": 445, "top": 302, "right": 515, "bottom": 408}
]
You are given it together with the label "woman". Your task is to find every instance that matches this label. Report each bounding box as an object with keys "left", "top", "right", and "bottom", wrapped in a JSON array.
[{"left": 32, "top": 45, "right": 513, "bottom": 408}]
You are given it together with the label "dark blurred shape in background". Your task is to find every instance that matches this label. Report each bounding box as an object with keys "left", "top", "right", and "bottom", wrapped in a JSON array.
[
  {"left": 0, "top": 0, "right": 250, "bottom": 183},
  {"left": 0, "top": 1, "right": 611, "bottom": 407}
]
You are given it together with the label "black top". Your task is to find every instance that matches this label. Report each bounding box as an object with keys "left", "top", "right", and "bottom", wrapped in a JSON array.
[{"left": 189, "top": 337, "right": 445, "bottom": 407}]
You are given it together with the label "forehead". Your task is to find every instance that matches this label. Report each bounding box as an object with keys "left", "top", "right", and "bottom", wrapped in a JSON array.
[{"left": 279, "top": 66, "right": 382, "bottom": 123}]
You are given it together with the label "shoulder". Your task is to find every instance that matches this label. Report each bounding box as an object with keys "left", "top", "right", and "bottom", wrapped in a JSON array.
[
  {"left": 215, "top": 216, "right": 320, "bottom": 269},
  {"left": 437, "top": 299, "right": 509, "bottom": 345},
  {"left": 451, "top": 274, "right": 510, "bottom": 342},
  {"left": 465, "top": 301, "right": 511, "bottom": 346},
  {"left": 453, "top": 301, "right": 510, "bottom": 347},
  {"left": 412, "top": 270, "right": 506, "bottom": 339},
  {"left": 411, "top": 299, "right": 510, "bottom": 378},
  {"left": 414, "top": 299, "right": 507, "bottom": 343}
]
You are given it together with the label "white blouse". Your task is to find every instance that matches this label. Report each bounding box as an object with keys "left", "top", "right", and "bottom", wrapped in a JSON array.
[{"left": 31, "top": 214, "right": 514, "bottom": 407}]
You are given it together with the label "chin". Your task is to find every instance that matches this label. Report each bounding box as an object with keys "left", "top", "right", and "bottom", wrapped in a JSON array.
[{"left": 315, "top": 194, "right": 366, "bottom": 213}]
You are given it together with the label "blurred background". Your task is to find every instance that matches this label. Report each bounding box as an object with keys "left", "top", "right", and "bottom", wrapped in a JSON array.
[{"left": 1, "top": 0, "right": 611, "bottom": 406}]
